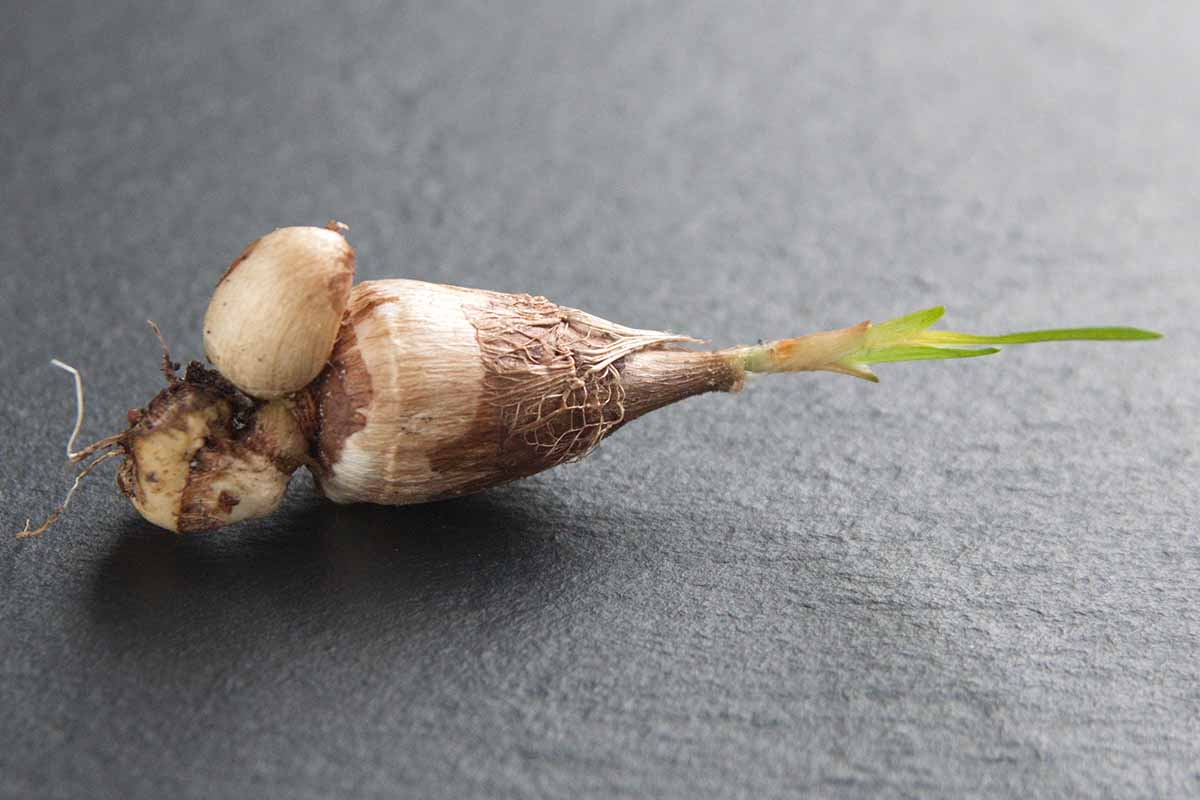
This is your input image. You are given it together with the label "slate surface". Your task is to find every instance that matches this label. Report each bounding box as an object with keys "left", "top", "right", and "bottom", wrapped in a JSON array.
[{"left": 1, "top": 2, "right": 1197, "bottom": 797}]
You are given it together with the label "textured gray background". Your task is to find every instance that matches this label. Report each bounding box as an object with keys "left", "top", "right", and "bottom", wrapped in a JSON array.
[{"left": 1, "top": 1, "right": 1197, "bottom": 797}]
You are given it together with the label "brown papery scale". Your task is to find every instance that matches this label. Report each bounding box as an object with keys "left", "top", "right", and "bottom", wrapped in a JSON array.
[{"left": 17, "top": 223, "right": 1162, "bottom": 536}]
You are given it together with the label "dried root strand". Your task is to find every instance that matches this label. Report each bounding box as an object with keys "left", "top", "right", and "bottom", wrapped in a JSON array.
[
  {"left": 147, "top": 319, "right": 180, "bottom": 384},
  {"left": 15, "top": 361, "right": 125, "bottom": 539},
  {"left": 17, "top": 450, "right": 122, "bottom": 539}
]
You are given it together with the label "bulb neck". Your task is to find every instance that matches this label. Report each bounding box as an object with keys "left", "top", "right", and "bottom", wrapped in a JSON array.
[{"left": 618, "top": 349, "right": 745, "bottom": 424}]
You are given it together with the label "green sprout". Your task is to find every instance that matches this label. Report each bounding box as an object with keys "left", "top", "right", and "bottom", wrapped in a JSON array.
[{"left": 735, "top": 307, "right": 1162, "bottom": 382}]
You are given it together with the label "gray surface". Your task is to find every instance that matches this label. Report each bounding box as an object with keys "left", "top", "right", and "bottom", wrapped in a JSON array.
[{"left": 1, "top": 1, "right": 1197, "bottom": 797}]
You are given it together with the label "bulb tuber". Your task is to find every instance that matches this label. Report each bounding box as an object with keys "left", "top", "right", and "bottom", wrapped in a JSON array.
[{"left": 18, "top": 223, "right": 1162, "bottom": 537}]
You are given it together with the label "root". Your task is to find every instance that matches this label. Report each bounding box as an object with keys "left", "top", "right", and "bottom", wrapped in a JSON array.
[
  {"left": 17, "top": 450, "right": 122, "bottom": 539},
  {"left": 15, "top": 360, "right": 126, "bottom": 539},
  {"left": 147, "top": 320, "right": 180, "bottom": 384},
  {"left": 52, "top": 359, "right": 87, "bottom": 459},
  {"left": 44, "top": 359, "right": 125, "bottom": 463}
]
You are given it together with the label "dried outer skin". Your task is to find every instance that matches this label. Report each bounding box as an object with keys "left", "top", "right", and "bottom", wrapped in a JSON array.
[
  {"left": 467, "top": 294, "right": 704, "bottom": 463},
  {"left": 203, "top": 226, "right": 355, "bottom": 399},
  {"left": 309, "top": 279, "right": 735, "bottom": 505}
]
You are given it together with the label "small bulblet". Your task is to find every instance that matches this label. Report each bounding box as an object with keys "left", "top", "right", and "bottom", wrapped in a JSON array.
[
  {"left": 306, "top": 280, "right": 743, "bottom": 505},
  {"left": 203, "top": 225, "right": 355, "bottom": 398}
]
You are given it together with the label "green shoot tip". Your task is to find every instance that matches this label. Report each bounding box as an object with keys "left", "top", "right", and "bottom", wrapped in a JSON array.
[{"left": 835, "top": 308, "right": 1161, "bottom": 378}]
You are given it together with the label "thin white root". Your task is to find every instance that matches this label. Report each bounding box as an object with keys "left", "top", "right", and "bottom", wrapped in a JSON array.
[
  {"left": 49, "top": 359, "right": 87, "bottom": 460},
  {"left": 16, "top": 360, "right": 125, "bottom": 539},
  {"left": 52, "top": 360, "right": 126, "bottom": 464}
]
